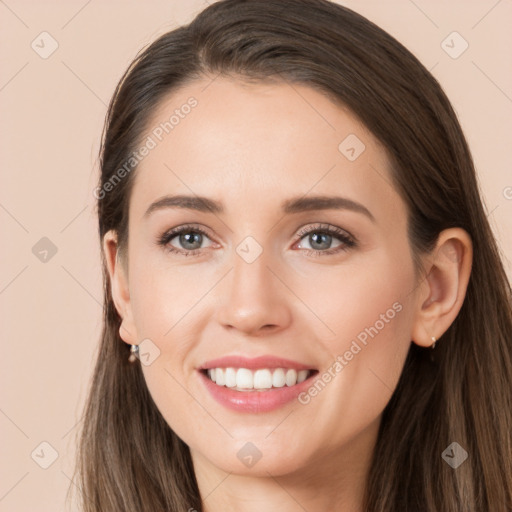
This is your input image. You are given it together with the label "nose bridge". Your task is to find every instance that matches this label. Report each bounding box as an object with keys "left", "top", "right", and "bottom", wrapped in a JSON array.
[{"left": 215, "top": 240, "right": 291, "bottom": 334}]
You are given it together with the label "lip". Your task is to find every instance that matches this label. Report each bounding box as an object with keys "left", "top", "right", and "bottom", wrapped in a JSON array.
[
  {"left": 197, "top": 365, "right": 318, "bottom": 414},
  {"left": 198, "top": 355, "right": 315, "bottom": 371}
]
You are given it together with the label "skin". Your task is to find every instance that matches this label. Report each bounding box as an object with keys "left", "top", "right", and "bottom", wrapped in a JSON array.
[{"left": 103, "top": 76, "right": 472, "bottom": 512}]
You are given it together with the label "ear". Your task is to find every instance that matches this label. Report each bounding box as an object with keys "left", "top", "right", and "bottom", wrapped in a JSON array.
[
  {"left": 102, "top": 230, "right": 138, "bottom": 345},
  {"left": 411, "top": 228, "right": 473, "bottom": 347}
]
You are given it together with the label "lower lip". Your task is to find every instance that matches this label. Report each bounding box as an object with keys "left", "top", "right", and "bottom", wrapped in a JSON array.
[{"left": 198, "top": 370, "right": 317, "bottom": 413}]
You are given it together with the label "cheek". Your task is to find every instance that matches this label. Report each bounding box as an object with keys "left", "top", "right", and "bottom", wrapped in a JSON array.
[
  {"left": 298, "top": 251, "right": 417, "bottom": 441},
  {"left": 127, "top": 259, "right": 206, "bottom": 441},
  {"left": 128, "top": 245, "right": 206, "bottom": 340},
  {"left": 318, "top": 250, "right": 415, "bottom": 367}
]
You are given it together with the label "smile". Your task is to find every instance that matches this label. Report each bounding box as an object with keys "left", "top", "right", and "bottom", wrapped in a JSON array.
[
  {"left": 203, "top": 367, "right": 314, "bottom": 391},
  {"left": 198, "top": 367, "right": 319, "bottom": 413}
]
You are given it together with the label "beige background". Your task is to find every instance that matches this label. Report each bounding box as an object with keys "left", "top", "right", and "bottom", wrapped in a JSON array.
[{"left": 1, "top": 0, "right": 511, "bottom": 510}]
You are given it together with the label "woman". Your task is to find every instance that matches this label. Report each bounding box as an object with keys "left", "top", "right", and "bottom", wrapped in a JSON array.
[{"left": 72, "top": 0, "right": 512, "bottom": 510}]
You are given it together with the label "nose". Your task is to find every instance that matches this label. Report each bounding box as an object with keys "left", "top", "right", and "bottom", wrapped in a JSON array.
[{"left": 215, "top": 249, "right": 292, "bottom": 336}]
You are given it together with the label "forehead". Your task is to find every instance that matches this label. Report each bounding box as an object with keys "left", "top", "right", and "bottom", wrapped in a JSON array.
[{"left": 129, "top": 76, "right": 401, "bottom": 221}]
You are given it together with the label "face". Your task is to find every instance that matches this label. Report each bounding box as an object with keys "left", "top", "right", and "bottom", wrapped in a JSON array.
[{"left": 112, "top": 76, "right": 424, "bottom": 480}]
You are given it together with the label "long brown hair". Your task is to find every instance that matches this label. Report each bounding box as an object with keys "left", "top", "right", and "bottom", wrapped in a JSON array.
[{"left": 70, "top": 0, "right": 512, "bottom": 510}]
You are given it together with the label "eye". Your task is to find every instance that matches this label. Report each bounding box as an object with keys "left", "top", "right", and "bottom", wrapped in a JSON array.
[
  {"left": 156, "top": 222, "right": 356, "bottom": 258},
  {"left": 294, "top": 223, "right": 356, "bottom": 256},
  {"left": 156, "top": 224, "right": 214, "bottom": 257}
]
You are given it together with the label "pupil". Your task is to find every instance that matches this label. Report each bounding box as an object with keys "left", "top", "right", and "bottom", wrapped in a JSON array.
[
  {"left": 181, "top": 232, "right": 201, "bottom": 249},
  {"left": 311, "top": 233, "right": 331, "bottom": 250}
]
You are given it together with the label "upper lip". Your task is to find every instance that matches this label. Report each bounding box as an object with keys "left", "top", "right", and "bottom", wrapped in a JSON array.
[{"left": 198, "top": 355, "right": 315, "bottom": 371}]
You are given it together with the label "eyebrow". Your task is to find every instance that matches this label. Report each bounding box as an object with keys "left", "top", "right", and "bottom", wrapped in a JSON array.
[{"left": 143, "top": 194, "right": 375, "bottom": 221}]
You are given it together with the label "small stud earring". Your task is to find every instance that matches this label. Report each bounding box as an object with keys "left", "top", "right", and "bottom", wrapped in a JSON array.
[
  {"left": 431, "top": 336, "right": 436, "bottom": 350},
  {"left": 128, "top": 344, "right": 139, "bottom": 362}
]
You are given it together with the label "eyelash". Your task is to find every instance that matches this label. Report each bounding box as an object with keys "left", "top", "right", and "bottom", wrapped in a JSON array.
[{"left": 156, "top": 223, "right": 357, "bottom": 258}]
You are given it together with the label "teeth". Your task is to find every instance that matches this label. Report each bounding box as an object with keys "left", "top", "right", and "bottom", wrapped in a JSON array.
[
  {"left": 285, "top": 369, "right": 297, "bottom": 386},
  {"left": 253, "top": 369, "right": 272, "bottom": 389},
  {"left": 205, "top": 367, "right": 312, "bottom": 390},
  {"left": 215, "top": 368, "right": 225, "bottom": 386},
  {"left": 225, "top": 367, "right": 237, "bottom": 388},
  {"left": 272, "top": 368, "right": 286, "bottom": 388},
  {"left": 297, "top": 370, "right": 309, "bottom": 383}
]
